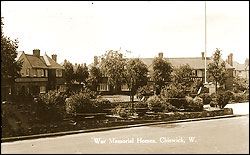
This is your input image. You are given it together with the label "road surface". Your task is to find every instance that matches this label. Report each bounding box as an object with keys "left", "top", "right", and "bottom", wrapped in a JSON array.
[{"left": 1, "top": 115, "right": 249, "bottom": 154}]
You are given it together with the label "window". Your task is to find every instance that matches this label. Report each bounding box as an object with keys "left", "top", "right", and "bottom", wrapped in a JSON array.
[
  {"left": 40, "top": 86, "right": 46, "bottom": 93},
  {"left": 37, "top": 69, "right": 41, "bottom": 77},
  {"left": 45, "top": 70, "right": 48, "bottom": 77},
  {"left": 97, "top": 83, "right": 109, "bottom": 91},
  {"left": 33, "top": 69, "right": 37, "bottom": 77},
  {"left": 41, "top": 69, "right": 45, "bottom": 77},
  {"left": 26, "top": 68, "right": 30, "bottom": 76},
  {"left": 56, "top": 69, "right": 62, "bottom": 77}
]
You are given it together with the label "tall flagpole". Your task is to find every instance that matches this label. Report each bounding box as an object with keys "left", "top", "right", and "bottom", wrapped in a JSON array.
[{"left": 204, "top": 1, "right": 207, "bottom": 84}]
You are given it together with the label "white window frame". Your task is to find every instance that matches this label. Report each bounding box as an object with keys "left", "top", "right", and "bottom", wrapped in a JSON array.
[{"left": 97, "top": 83, "right": 109, "bottom": 91}]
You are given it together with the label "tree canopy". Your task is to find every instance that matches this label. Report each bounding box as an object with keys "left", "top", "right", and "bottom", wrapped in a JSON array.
[
  {"left": 1, "top": 17, "right": 23, "bottom": 84},
  {"left": 207, "top": 48, "right": 228, "bottom": 92},
  {"left": 152, "top": 57, "right": 173, "bottom": 94}
]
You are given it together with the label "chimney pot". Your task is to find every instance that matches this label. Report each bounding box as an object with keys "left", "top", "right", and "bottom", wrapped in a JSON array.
[
  {"left": 158, "top": 52, "right": 163, "bottom": 59},
  {"left": 228, "top": 53, "right": 233, "bottom": 66},
  {"left": 201, "top": 52, "right": 205, "bottom": 60},
  {"left": 33, "top": 49, "right": 40, "bottom": 57},
  {"left": 52, "top": 54, "right": 57, "bottom": 62}
]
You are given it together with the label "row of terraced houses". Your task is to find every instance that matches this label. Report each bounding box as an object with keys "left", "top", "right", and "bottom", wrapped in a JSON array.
[{"left": 1, "top": 49, "right": 249, "bottom": 101}]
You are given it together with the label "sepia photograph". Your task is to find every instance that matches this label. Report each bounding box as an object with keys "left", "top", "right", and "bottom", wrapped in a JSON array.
[{"left": 1, "top": 1, "right": 249, "bottom": 154}]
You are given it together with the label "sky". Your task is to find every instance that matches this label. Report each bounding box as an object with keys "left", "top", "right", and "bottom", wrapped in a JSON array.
[{"left": 1, "top": 1, "right": 249, "bottom": 65}]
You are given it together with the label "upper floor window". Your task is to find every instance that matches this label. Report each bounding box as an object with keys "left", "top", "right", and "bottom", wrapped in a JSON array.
[
  {"left": 45, "top": 70, "right": 48, "bottom": 77},
  {"left": 41, "top": 69, "right": 45, "bottom": 77},
  {"left": 26, "top": 68, "right": 30, "bottom": 76},
  {"left": 56, "top": 69, "right": 63, "bottom": 77},
  {"left": 37, "top": 69, "right": 41, "bottom": 77},
  {"left": 33, "top": 69, "right": 37, "bottom": 77}
]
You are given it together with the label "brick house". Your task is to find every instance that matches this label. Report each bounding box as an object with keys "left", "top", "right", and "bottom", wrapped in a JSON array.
[
  {"left": 90, "top": 52, "right": 235, "bottom": 95},
  {"left": 3, "top": 49, "right": 66, "bottom": 100}
]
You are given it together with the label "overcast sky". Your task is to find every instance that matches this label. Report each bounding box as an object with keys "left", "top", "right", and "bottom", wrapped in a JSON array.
[{"left": 1, "top": 1, "right": 249, "bottom": 65}]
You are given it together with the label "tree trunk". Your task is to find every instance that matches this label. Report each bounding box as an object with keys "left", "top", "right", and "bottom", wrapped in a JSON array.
[{"left": 215, "top": 81, "right": 218, "bottom": 93}]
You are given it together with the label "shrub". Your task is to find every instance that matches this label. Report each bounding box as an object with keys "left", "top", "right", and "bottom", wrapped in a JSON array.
[
  {"left": 65, "top": 92, "right": 93, "bottom": 114},
  {"left": 210, "top": 98, "right": 218, "bottom": 107},
  {"left": 185, "top": 96, "right": 203, "bottom": 111},
  {"left": 146, "top": 95, "right": 177, "bottom": 112},
  {"left": 209, "top": 91, "right": 233, "bottom": 108},
  {"left": 91, "top": 98, "right": 113, "bottom": 112},
  {"left": 136, "top": 85, "right": 153, "bottom": 101},
  {"left": 232, "top": 92, "right": 248, "bottom": 103},
  {"left": 199, "top": 93, "right": 212, "bottom": 105},
  {"left": 36, "top": 90, "right": 67, "bottom": 121},
  {"left": 111, "top": 105, "right": 136, "bottom": 118},
  {"left": 217, "top": 91, "right": 233, "bottom": 108}
]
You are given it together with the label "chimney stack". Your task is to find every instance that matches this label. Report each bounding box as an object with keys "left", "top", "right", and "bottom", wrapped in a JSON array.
[
  {"left": 158, "top": 52, "right": 163, "bottom": 59},
  {"left": 94, "top": 56, "right": 98, "bottom": 66},
  {"left": 201, "top": 52, "right": 205, "bottom": 60},
  {"left": 33, "top": 49, "right": 40, "bottom": 57},
  {"left": 52, "top": 54, "right": 57, "bottom": 62},
  {"left": 227, "top": 53, "right": 233, "bottom": 66}
]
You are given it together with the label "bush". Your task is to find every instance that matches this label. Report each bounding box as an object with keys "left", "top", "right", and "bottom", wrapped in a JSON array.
[
  {"left": 136, "top": 85, "right": 154, "bottom": 101},
  {"left": 65, "top": 89, "right": 112, "bottom": 114},
  {"left": 210, "top": 98, "right": 218, "bottom": 107},
  {"left": 146, "top": 95, "right": 177, "bottom": 112},
  {"left": 232, "top": 92, "right": 248, "bottom": 103},
  {"left": 36, "top": 90, "right": 67, "bottom": 121},
  {"left": 111, "top": 104, "right": 136, "bottom": 118},
  {"left": 92, "top": 98, "right": 113, "bottom": 112},
  {"left": 217, "top": 91, "right": 233, "bottom": 108},
  {"left": 185, "top": 96, "right": 203, "bottom": 111},
  {"left": 199, "top": 93, "right": 212, "bottom": 105},
  {"left": 209, "top": 91, "right": 233, "bottom": 108},
  {"left": 65, "top": 92, "right": 93, "bottom": 114}
]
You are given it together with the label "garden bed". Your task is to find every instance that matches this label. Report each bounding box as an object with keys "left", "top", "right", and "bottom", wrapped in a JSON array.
[{"left": 1, "top": 101, "right": 233, "bottom": 138}]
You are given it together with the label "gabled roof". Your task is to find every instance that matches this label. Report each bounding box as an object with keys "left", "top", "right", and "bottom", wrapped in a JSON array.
[
  {"left": 15, "top": 51, "right": 24, "bottom": 61},
  {"left": 233, "top": 61, "right": 249, "bottom": 71},
  {"left": 15, "top": 51, "right": 64, "bottom": 69},
  {"left": 42, "top": 54, "right": 64, "bottom": 69},
  {"left": 25, "top": 54, "right": 49, "bottom": 68}
]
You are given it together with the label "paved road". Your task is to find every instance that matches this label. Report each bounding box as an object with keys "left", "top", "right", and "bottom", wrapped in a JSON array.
[
  {"left": 1, "top": 115, "right": 249, "bottom": 154},
  {"left": 225, "top": 102, "right": 249, "bottom": 115}
]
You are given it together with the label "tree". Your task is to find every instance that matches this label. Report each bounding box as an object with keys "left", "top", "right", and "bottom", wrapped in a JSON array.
[
  {"left": 207, "top": 48, "right": 228, "bottom": 93},
  {"left": 74, "top": 63, "right": 89, "bottom": 85},
  {"left": 1, "top": 17, "right": 23, "bottom": 95},
  {"left": 63, "top": 60, "right": 74, "bottom": 89},
  {"left": 152, "top": 57, "right": 173, "bottom": 94},
  {"left": 87, "top": 66, "right": 102, "bottom": 91},
  {"left": 172, "top": 64, "right": 200, "bottom": 95},
  {"left": 124, "top": 58, "right": 148, "bottom": 102},
  {"left": 99, "top": 50, "right": 127, "bottom": 93}
]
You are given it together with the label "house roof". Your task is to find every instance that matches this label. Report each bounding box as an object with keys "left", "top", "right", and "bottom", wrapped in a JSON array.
[
  {"left": 16, "top": 51, "right": 64, "bottom": 69},
  {"left": 139, "top": 57, "right": 234, "bottom": 71},
  {"left": 42, "top": 54, "right": 64, "bottom": 69},
  {"left": 233, "top": 61, "right": 249, "bottom": 71},
  {"left": 25, "top": 54, "right": 49, "bottom": 68},
  {"left": 15, "top": 51, "right": 24, "bottom": 61}
]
